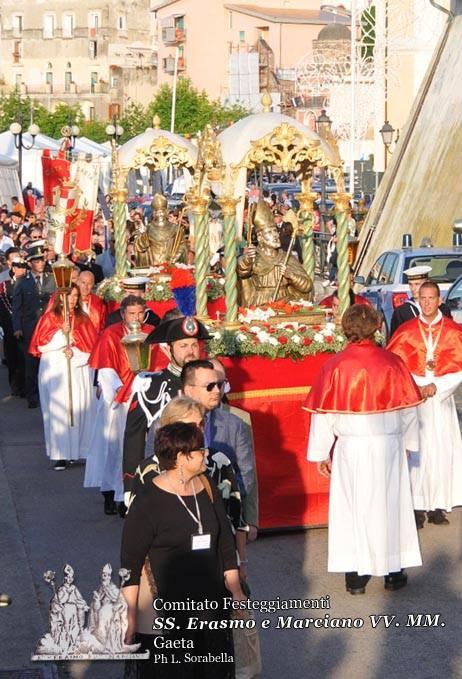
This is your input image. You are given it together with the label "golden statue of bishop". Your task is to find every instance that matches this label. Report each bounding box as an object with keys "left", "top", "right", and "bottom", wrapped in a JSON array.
[
  {"left": 237, "top": 200, "right": 312, "bottom": 307},
  {"left": 133, "top": 193, "right": 187, "bottom": 267}
]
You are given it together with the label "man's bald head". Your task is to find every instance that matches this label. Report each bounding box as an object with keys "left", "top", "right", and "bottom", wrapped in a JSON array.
[{"left": 77, "top": 270, "right": 95, "bottom": 298}]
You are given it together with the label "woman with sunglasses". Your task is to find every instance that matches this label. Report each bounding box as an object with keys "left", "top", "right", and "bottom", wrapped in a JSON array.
[{"left": 121, "top": 421, "right": 246, "bottom": 678}]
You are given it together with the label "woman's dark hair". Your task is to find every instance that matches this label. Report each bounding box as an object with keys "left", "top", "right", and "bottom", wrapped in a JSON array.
[
  {"left": 155, "top": 422, "right": 205, "bottom": 471},
  {"left": 51, "top": 283, "right": 86, "bottom": 320},
  {"left": 341, "top": 304, "right": 380, "bottom": 342}
]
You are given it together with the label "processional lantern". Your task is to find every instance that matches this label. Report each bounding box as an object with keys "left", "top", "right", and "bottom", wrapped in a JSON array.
[
  {"left": 52, "top": 253, "right": 74, "bottom": 291},
  {"left": 121, "top": 322, "right": 151, "bottom": 373}
]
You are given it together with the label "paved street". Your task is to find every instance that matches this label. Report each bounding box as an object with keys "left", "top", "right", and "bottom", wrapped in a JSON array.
[{"left": 1, "top": 366, "right": 462, "bottom": 679}]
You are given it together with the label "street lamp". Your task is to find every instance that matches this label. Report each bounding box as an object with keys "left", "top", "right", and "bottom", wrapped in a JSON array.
[
  {"left": 61, "top": 123, "right": 81, "bottom": 154},
  {"left": 9, "top": 121, "right": 40, "bottom": 188},
  {"left": 105, "top": 116, "right": 127, "bottom": 278},
  {"left": 105, "top": 117, "right": 124, "bottom": 144},
  {"left": 379, "top": 120, "right": 395, "bottom": 149},
  {"left": 315, "top": 109, "right": 332, "bottom": 235}
]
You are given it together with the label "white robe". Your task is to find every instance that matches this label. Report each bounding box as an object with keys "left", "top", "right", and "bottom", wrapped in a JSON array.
[
  {"left": 38, "top": 329, "right": 94, "bottom": 461},
  {"left": 84, "top": 367, "right": 129, "bottom": 502},
  {"left": 410, "top": 370, "right": 462, "bottom": 511},
  {"left": 307, "top": 409, "right": 422, "bottom": 576}
]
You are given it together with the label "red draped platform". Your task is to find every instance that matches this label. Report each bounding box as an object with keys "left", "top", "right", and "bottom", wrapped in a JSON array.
[
  {"left": 221, "top": 355, "right": 332, "bottom": 531},
  {"left": 106, "top": 298, "right": 226, "bottom": 319}
]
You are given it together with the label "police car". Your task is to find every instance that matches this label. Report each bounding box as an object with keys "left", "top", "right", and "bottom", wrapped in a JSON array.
[{"left": 356, "top": 236, "right": 462, "bottom": 333}]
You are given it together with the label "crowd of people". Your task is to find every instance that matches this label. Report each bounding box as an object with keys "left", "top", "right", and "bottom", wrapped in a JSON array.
[{"left": 2, "top": 185, "right": 462, "bottom": 675}]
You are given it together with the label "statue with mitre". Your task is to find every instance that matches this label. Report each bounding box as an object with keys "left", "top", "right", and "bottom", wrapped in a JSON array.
[
  {"left": 237, "top": 200, "right": 312, "bottom": 307},
  {"left": 133, "top": 193, "right": 187, "bottom": 267}
]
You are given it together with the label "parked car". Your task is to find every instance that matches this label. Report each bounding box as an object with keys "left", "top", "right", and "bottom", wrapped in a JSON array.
[
  {"left": 357, "top": 245, "right": 462, "bottom": 334},
  {"left": 444, "top": 273, "right": 462, "bottom": 323}
]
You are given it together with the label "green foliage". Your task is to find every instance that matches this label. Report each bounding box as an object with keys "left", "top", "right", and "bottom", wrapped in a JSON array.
[
  {"left": 361, "top": 4, "right": 376, "bottom": 61},
  {"left": 80, "top": 120, "right": 108, "bottom": 144},
  {"left": 0, "top": 91, "right": 47, "bottom": 133},
  {"left": 36, "top": 104, "right": 83, "bottom": 139},
  {"left": 119, "top": 102, "right": 150, "bottom": 143}
]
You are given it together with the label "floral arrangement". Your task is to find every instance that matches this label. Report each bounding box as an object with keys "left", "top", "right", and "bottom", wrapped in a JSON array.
[
  {"left": 237, "top": 299, "right": 316, "bottom": 324},
  {"left": 96, "top": 271, "right": 225, "bottom": 303},
  {"left": 208, "top": 321, "right": 347, "bottom": 360}
]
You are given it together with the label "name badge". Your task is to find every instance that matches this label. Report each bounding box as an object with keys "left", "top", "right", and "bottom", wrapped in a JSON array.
[{"left": 191, "top": 533, "right": 211, "bottom": 550}]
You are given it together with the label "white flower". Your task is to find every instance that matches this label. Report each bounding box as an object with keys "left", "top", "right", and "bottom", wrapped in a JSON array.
[
  {"left": 211, "top": 330, "right": 222, "bottom": 339},
  {"left": 314, "top": 333, "right": 324, "bottom": 342},
  {"left": 257, "top": 331, "right": 271, "bottom": 343},
  {"left": 325, "top": 322, "right": 336, "bottom": 332},
  {"left": 268, "top": 337, "right": 278, "bottom": 346},
  {"left": 113, "top": 285, "right": 121, "bottom": 293},
  {"left": 156, "top": 285, "right": 164, "bottom": 291},
  {"left": 218, "top": 277, "right": 225, "bottom": 285},
  {"left": 291, "top": 335, "right": 301, "bottom": 345},
  {"left": 237, "top": 333, "right": 248, "bottom": 342},
  {"left": 249, "top": 326, "right": 261, "bottom": 333}
]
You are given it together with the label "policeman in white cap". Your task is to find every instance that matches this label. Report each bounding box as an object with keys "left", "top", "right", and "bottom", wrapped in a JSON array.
[{"left": 390, "top": 265, "right": 451, "bottom": 336}]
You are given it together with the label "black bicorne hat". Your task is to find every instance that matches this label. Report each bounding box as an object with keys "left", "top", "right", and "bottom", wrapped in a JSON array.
[{"left": 145, "top": 316, "right": 211, "bottom": 344}]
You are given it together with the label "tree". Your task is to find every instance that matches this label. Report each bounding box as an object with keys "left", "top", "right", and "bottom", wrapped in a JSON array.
[
  {"left": 36, "top": 103, "right": 83, "bottom": 139},
  {"left": 0, "top": 91, "right": 47, "bottom": 133},
  {"left": 80, "top": 120, "right": 108, "bottom": 144},
  {"left": 119, "top": 102, "right": 150, "bottom": 143}
]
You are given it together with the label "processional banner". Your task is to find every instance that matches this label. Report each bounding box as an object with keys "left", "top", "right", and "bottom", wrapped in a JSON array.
[{"left": 70, "top": 155, "right": 101, "bottom": 255}]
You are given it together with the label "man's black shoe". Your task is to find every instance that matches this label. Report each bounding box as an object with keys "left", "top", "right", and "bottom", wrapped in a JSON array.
[
  {"left": 345, "top": 572, "right": 370, "bottom": 595},
  {"left": 53, "top": 460, "right": 67, "bottom": 471},
  {"left": 427, "top": 509, "right": 449, "bottom": 525},
  {"left": 28, "top": 400, "right": 39, "bottom": 409},
  {"left": 384, "top": 571, "right": 408, "bottom": 591},
  {"left": 414, "top": 510, "right": 426, "bottom": 529},
  {"left": 103, "top": 491, "right": 117, "bottom": 515},
  {"left": 118, "top": 502, "right": 127, "bottom": 519}
]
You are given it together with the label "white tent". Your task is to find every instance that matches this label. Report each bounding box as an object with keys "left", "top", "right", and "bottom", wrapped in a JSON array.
[
  {"left": 0, "top": 131, "right": 61, "bottom": 191},
  {"left": 0, "top": 154, "right": 21, "bottom": 209}
]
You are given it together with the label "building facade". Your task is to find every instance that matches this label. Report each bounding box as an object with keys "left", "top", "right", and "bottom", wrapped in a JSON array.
[
  {"left": 152, "top": 0, "right": 349, "bottom": 109},
  {"left": 0, "top": 0, "right": 157, "bottom": 120}
]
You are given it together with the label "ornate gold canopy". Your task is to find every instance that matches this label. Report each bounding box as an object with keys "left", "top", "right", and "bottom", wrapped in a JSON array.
[{"left": 128, "top": 135, "right": 195, "bottom": 172}]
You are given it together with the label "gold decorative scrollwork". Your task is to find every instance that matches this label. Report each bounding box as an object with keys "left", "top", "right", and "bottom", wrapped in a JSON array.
[
  {"left": 127, "top": 136, "right": 195, "bottom": 172},
  {"left": 233, "top": 123, "right": 336, "bottom": 173}
]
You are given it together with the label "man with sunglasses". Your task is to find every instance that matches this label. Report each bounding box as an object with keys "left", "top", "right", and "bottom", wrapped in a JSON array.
[
  {"left": 122, "top": 313, "right": 210, "bottom": 502},
  {"left": 181, "top": 359, "right": 258, "bottom": 530}
]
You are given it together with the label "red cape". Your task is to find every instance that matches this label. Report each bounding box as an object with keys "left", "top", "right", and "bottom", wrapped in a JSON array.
[
  {"left": 89, "top": 321, "right": 156, "bottom": 401},
  {"left": 29, "top": 311, "right": 98, "bottom": 358},
  {"left": 81, "top": 293, "right": 107, "bottom": 333},
  {"left": 387, "top": 315, "right": 462, "bottom": 377},
  {"left": 303, "top": 339, "right": 423, "bottom": 414}
]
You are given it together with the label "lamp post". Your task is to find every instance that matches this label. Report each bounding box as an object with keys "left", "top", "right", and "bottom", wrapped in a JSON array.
[
  {"left": 105, "top": 117, "right": 127, "bottom": 278},
  {"left": 61, "top": 123, "right": 80, "bottom": 158},
  {"left": 9, "top": 121, "right": 40, "bottom": 188},
  {"left": 315, "top": 109, "right": 332, "bottom": 231},
  {"left": 379, "top": 120, "right": 399, "bottom": 168}
]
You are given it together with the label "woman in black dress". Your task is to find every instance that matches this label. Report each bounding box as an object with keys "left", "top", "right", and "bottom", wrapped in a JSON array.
[{"left": 121, "top": 422, "right": 246, "bottom": 678}]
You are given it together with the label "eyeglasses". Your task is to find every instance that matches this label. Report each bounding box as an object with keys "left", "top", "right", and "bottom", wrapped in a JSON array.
[
  {"left": 191, "top": 381, "right": 225, "bottom": 392},
  {"left": 193, "top": 447, "right": 209, "bottom": 456}
]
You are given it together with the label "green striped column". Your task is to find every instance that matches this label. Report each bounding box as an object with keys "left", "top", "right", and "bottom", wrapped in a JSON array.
[
  {"left": 113, "top": 190, "right": 128, "bottom": 278},
  {"left": 189, "top": 195, "right": 210, "bottom": 319},
  {"left": 295, "top": 191, "right": 318, "bottom": 282},
  {"left": 217, "top": 196, "right": 239, "bottom": 327},
  {"left": 334, "top": 193, "right": 351, "bottom": 317}
]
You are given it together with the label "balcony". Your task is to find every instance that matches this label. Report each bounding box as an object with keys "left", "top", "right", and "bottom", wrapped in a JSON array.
[
  {"left": 162, "top": 26, "right": 186, "bottom": 44},
  {"left": 163, "top": 55, "right": 186, "bottom": 74}
]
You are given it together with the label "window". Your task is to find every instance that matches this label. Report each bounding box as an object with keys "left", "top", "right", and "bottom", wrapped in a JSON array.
[
  {"left": 366, "top": 254, "right": 387, "bottom": 286},
  {"left": 13, "top": 41, "right": 22, "bottom": 63},
  {"left": 43, "top": 14, "right": 54, "bottom": 39},
  {"left": 62, "top": 14, "right": 74, "bottom": 38},
  {"left": 117, "top": 15, "right": 127, "bottom": 30},
  {"left": 378, "top": 254, "right": 399, "bottom": 285},
  {"left": 239, "top": 30, "right": 245, "bottom": 42},
  {"left": 88, "top": 40, "right": 98, "bottom": 59},
  {"left": 110, "top": 75, "right": 119, "bottom": 88},
  {"left": 108, "top": 103, "right": 120, "bottom": 118},
  {"left": 46, "top": 71, "right": 53, "bottom": 92},
  {"left": 15, "top": 73, "right": 22, "bottom": 89},
  {"left": 88, "top": 12, "right": 100, "bottom": 34},
  {"left": 65, "top": 71, "right": 72, "bottom": 93},
  {"left": 12, "top": 15, "right": 23, "bottom": 36},
  {"left": 175, "top": 16, "right": 184, "bottom": 30},
  {"left": 90, "top": 71, "right": 98, "bottom": 93},
  {"left": 89, "top": 107, "right": 95, "bottom": 121}
]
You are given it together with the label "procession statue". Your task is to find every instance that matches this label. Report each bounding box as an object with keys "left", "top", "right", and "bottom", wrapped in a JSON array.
[
  {"left": 237, "top": 200, "right": 313, "bottom": 307},
  {"left": 133, "top": 193, "right": 187, "bottom": 267},
  {"left": 37, "top": 565, "right": 89, "bottom": 655},
  {"left": 34, "top": 564, "right": 142, "bottom": 658}
]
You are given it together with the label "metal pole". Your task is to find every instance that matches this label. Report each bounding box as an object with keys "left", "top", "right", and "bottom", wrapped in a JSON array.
[
  {"left": 62, "top": 292, "right": 74, "bottom": 427},
  {"left": 349, "top": 0, "right": 357, "bottom": 195},
  {"left": 170, "top": 47, "right": 179, "bottom": 134},
  {"left": 18, "top": 139, "right": 23, "bottom": 189}
]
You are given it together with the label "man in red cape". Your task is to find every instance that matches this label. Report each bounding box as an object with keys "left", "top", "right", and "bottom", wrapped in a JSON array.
[
  {"left": 77, "top": 270, "right": 106, "bottom": 333},
  {"left": 387, "top": 280, "right": 462, "bottom": 527},
  {"left": 84, "top": 295, "right": 157, "bottom": 515},
  {"left": 305, "top": 304, "right": 423, "bottom": 595}
]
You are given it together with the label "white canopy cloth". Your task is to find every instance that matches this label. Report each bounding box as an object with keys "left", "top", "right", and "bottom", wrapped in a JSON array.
[
  {"left": 0, "top": 154, "right": 21, "bottom": 208},
  {"left": 118, "top": 127, "right": 198, "bottom": 173}
]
